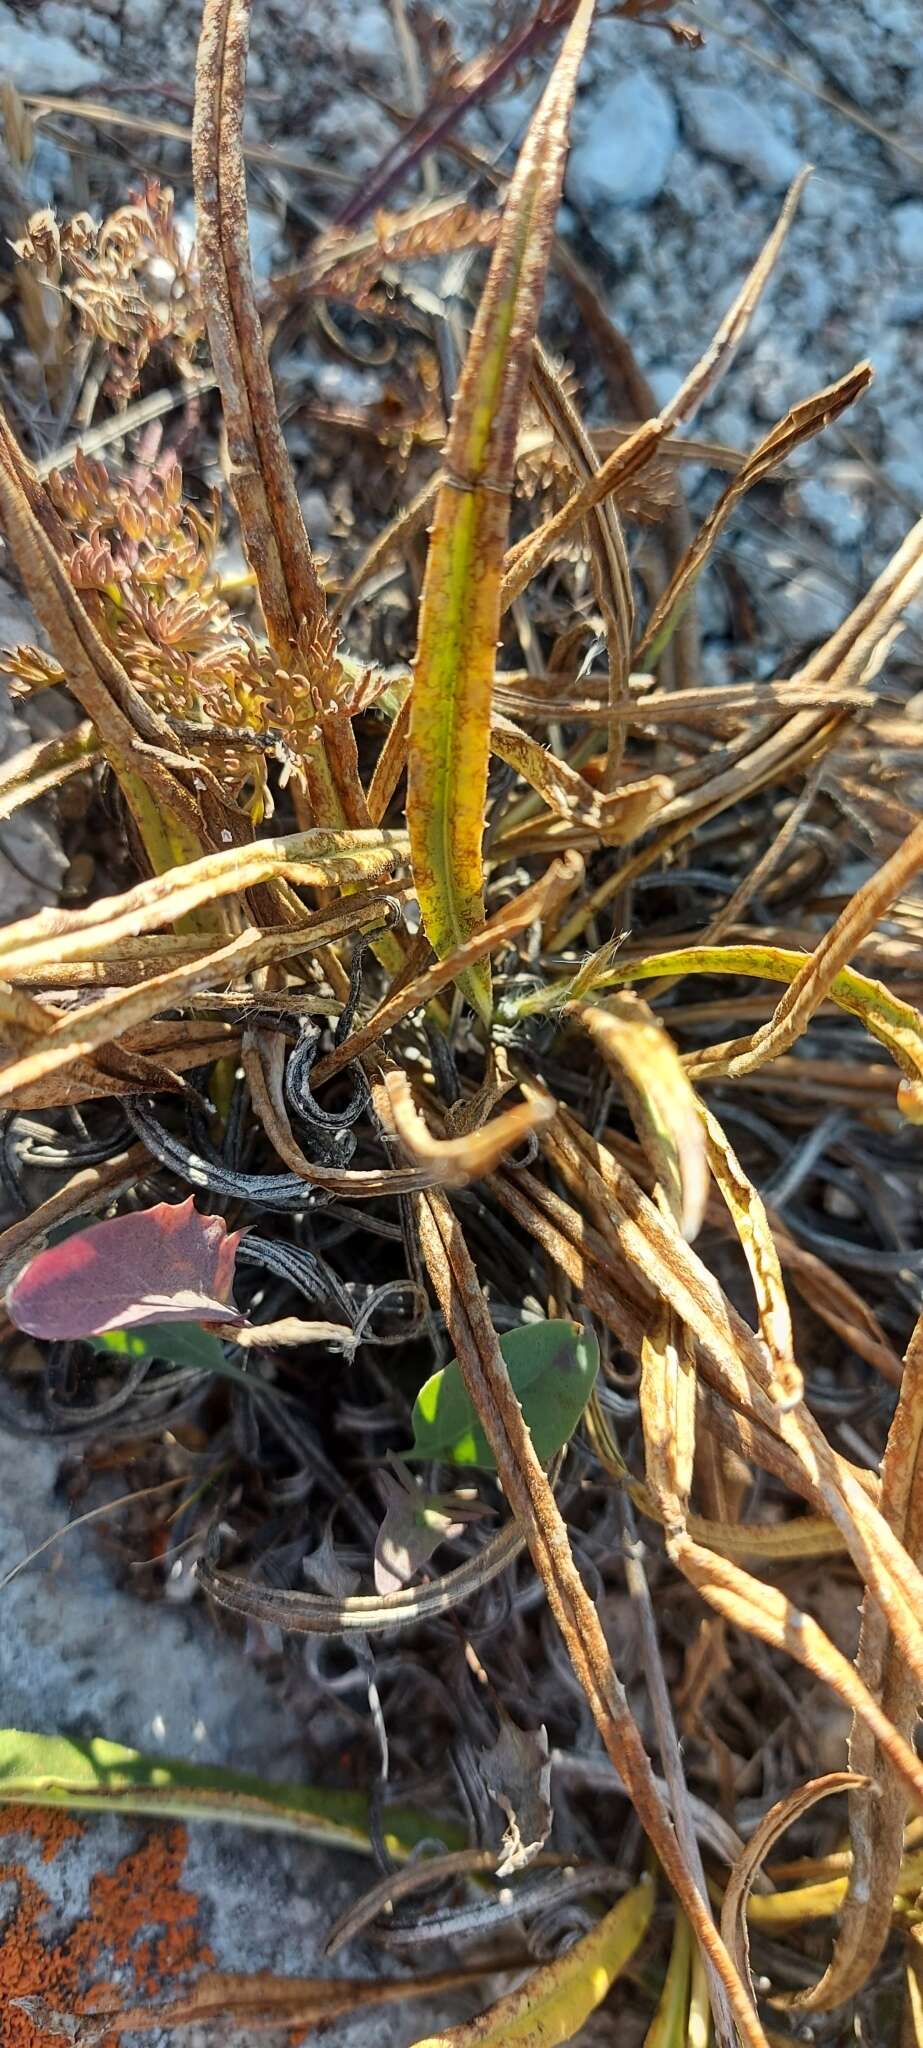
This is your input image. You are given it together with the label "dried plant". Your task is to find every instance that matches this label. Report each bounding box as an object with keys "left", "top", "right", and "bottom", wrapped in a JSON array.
[{"left": 1, "top": 0, "right": 923, "bottom": 2043}]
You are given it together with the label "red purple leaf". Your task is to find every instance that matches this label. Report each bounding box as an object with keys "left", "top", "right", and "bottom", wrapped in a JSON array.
[{"left": 6, "top": 1198, "right": 244, "bottom": 1340}]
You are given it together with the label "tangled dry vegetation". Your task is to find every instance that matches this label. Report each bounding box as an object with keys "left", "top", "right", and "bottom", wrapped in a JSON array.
[{"left": 1, "top": 1, "right": 923, "bottom": 2043}]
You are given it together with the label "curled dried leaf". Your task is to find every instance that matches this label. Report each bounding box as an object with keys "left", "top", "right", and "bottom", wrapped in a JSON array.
[{"left": 479, "top": 1705, "right": 552, "bottom": 1877}]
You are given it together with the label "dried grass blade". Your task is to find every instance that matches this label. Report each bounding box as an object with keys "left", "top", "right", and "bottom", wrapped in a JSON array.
[
  {"left": 568, "top": 998, "right": 703, "bottom": 1522},
  {"left": 88, "top": 1963, "right": 497, "bottom": 2035},
  {"left": 636, "top": 365, "right": 871, "bottom": 666},
  {"left": 784, "top": 1311, "right": 923, "bottom": 2012},
  {"left": 0, "top": 722, "right": 98, "bottom": 821},
  {"left": 198, "top": 1516, "right": 527, "bottom": 1634},
  {"left": 0, "top": 831, "right": 405, "bottom": 978},
  {"left": 699, "top": 1106, "right": 800, "bottom": 1409},
  {"left": 379, "top": 1067, "right": 555, "bottom": 1185},
  {"left": 406, "top": 0, "right": 596, "bottom": 1022},
  {"left": 529, "top": 338, "right": 632, "bottom": 783},
  {"left": 724, "top": 816, "right": 923, "bottom": 1110},
  {"left": 720, "top": 1774, "right": 865, "bottom": 2012},
  {"left": 192, "top": 0, "right": 363, "bottom": 823},
  {"left": 491, "top": 716, "right": 670, "bottom": 840},
  {"left": 501, "top": 417, "right": 665, "bottom": 614},
  {"left": 0, "top": 899, "right": 392, "bottom": 1101},
  {"left": 662, "top": 169, "right": 811, "bottom": 430},
  {"left": 588, "top": 1400, "right": 844, "bottom": 1559},
  {"left": 499, "top": 174, "right": 812, "bottom": 613},
  {"left": 540, "top": 1102, "right": 923, "bottom": 1687},
  {"left": 670, "top": 1532, "right": 923, "bottom": 1819},
  {"left": 417, "top": 1189, "right": 769, "bottom": 2048},
  {"left": 571, "top": 1000, "right": 708, "bottom": 1240}
]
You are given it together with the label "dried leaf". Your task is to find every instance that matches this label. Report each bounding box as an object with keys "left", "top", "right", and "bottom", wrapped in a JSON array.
[
  {"left": 416, "top": 1191, "right": 768, "bottom": 2047},
  {"left": 379, "top": 1065, "right": 555, "bottom": 1186},
  {"left": 406, "top": 0, "right": 595, "bottom": 1021},
  {"left": 720, "top": 1773, "right": 865, "bottom": 2010},
  {"left": 373, "top": 1462, "right": 491, "bottom": 1595},
  {"left": 479, "top": 1705, "right": 552, "bottom": 1876},
  {"left": 571, "top": 998, "right": 708, "bottom": 1240},
  {"left": 409, "top": 1874, "right": 653, "bottom": 2048},
  {"left": 784, "top": 1309, "right": 923, "bottom": 2012},
  {"left": 6, "top": 1196, "right": 243, "bottom": 1337},
  {"left": 636, "top": 364, "right": 872, "bottom": 666}
]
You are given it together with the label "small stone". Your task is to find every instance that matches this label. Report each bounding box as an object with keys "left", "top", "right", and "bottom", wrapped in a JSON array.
[
  {"left": 770, "top": 568, "right": 845, "bottom": 645},
  {"left": 893, "top": 200, "right": 923, "bottom": 269},
  {"left": 245, "top": 202, "right": 282, "bottom": 278},
  {"left": 798, "top": 477, "right": 866, "bottom": 549},
  {"left": 300, "top": 488, "right": 332, "bottom": 539},
  {"left": 0, "top": 4, "right": 98, "bottom": 88},
  {"left": 680, "top": 85, "right": 802, "bottom": 191},
  {"left": 569, "top": 70, "right": 678, "bottom": 209}
]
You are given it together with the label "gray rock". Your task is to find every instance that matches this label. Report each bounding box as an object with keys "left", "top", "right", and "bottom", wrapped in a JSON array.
[
  {"left": 799, "top": 476, "right": 867, "bottom": 550},
  {"left": 769, "top": 566, "right": 846, "bottom": 644},
  {"left": 893, "top": 199, "right": 923, "bottom": 269},
  {"left": 0, "top": 1434, "right": 454, "bottom": 2045},
  {"left": 569, "top": 69, "right": 678, "bottom": 208},
  {"left": 884, "top": 414, "right": 923, "bottom": 502},
  {"left": 0, "top": 3, "right": 98, "bottom": 89},
  {"left": 680, "top": 85, "right": 803, "bottom": 191}
]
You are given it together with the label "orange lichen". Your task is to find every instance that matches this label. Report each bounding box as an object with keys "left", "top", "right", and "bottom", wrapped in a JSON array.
[
  {"left": 0, "top": 1804, "right": 83, "bottom": 1863},
  {"left": 0, "top": 1807, "right": 209, "bottom": 2047}
]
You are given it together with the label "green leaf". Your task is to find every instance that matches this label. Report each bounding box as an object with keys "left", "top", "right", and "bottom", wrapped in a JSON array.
[
  {"left": 87, "top": 1321, "right": 227, "bottom": 1373},
  {"left": 409, "top": 1319, "right": 599, "bottom": 1470},
  {"left": 0, "top": 1728, "right": 460, "bottom": 1863},
  {"left": 406, "top": 0, "right": 596, "bottom": 1024}
]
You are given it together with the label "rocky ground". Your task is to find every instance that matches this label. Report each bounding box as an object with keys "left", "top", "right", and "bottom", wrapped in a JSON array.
[{"left": 0, "top": 0, "right": 921, "bottom": 2041}]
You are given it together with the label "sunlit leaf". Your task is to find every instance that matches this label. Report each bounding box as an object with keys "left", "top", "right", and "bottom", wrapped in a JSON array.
[
  {"left": 0, "top": 1727, "right": 455, "bottom": 1860},
  {"left": 409, "top": 1319, "right": 599, "bottom": 1470},
  {"left": 406, "top": 0, "right": 595, "bottom": 1023},
  {"left": 6, "top": 1196, "right": 244, "bottom": 1338}
]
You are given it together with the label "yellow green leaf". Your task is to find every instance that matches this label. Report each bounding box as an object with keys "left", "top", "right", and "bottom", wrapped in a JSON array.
[
  {"left": 566, "top": 942, "right": 923, "bottom": 1123},
  {"left": 407, "top": 0, "right": 595, "bottom": 1024},
  {"left": 0, "top": 1727, "right": 457, "bottom": 1862},
  {"left": 644, "top": 1909, "right": 692, "bottom": 2048},
  {"left": 409, "top": 1873, "right": 653, "bottom": 2048}
]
